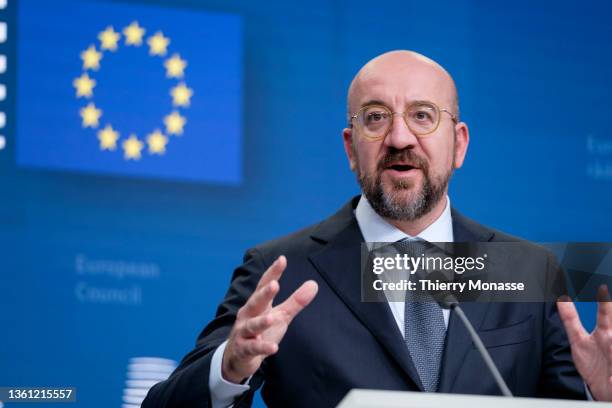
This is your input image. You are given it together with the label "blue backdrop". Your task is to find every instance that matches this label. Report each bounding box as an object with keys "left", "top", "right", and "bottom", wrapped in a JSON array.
[{"left": 1, "top": 0, "right": 611, "bottom": 407}]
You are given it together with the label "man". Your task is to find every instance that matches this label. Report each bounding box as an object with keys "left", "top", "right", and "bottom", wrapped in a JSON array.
[{"left": 143, "top": 50, "right": 612, "bottom": 407}]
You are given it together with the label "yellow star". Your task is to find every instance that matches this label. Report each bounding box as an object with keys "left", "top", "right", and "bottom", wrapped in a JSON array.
[
  {"left": 97, "top": 124, "right": 119, "bottom": 150},
  {"left": 147, "top": 31, "right": 170, "bottom": 56},
  {"left": 80, "top": 102, "right": 102, "bottom": 128},
  {"left": 123, "top": 21, "right": 145, "bottom": 46},
  {"left": 146, "top": 129, "right": 168, "bottom": 155},
  {"left": 164, "top": 111, "right": 186, "bottom": 135},
  {"left": 98, "top": 26, "right": 121, "bottom": 51},
  {"left": 73, "top": 73, "right": 96, "bottom": 98},
  {"left": 164, "top": 54, "right": 187, "bottom": 78},
  {"left": 170, "top": 82, "right": 193, "bottom": 107},
  {"left": 80, "top": 45, "right": 102, "bottom": 71},
  {"left": 122, "top": 134, "right": 144, "bottom": 160}
]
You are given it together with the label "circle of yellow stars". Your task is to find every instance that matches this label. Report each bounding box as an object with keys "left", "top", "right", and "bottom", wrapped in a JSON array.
[{"left": 73, "top": 21, "right": 193, "bottom": 160}]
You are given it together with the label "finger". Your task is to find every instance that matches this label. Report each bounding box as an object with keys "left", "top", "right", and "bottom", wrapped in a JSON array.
[
  {"left": 275, "top": 280, "right": 319, "bottom": 320},
  {"left": 557, "top": 298, "right": 588, "bottom": 344},
  {"left": 240, "top": 339, "right": 279, "bottom": 357},
  {"left": 256, "top": 256, "right": 287, "bottom": 291},
  {"left": 596, "top": 284, "right": 612, "bottom": 330},
  {"left": 241, "top": 313, "right": 277, "bottom": 337},
  {"left": 241, "top": 280, "right": 280, "bottom": 318}
]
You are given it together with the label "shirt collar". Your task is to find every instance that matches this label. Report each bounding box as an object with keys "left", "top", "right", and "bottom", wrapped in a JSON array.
[{"left": 355, "top": 194, "right": 454, "bottom": 243}]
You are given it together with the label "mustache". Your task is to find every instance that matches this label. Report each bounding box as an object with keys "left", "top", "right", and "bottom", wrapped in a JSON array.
[{"left": 377, "top": 148, "right": 429, "bottom": 172}]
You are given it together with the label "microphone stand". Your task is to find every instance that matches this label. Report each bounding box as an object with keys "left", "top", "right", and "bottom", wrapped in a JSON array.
[{"left": 444, "top": 295, "right": 513, "bottom": 397}]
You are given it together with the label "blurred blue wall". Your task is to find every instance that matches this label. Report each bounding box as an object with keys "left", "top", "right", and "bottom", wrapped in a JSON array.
[{"left": 1, "top": 0, "right": 611, "bottom": 406}]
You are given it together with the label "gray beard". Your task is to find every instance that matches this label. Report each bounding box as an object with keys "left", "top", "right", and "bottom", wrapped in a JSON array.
[{"left": 358, "top": 167, "right": 451, "bottom": 222}]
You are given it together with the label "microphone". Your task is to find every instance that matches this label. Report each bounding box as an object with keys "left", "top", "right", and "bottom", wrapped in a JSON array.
[{"left": 441, "top": 294, "right": 513, "bottom": 397}]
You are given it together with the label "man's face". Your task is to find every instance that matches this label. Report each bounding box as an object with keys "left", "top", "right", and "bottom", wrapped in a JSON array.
[{"left": 343, "top": 56, "right": 468, "bottom": 222}]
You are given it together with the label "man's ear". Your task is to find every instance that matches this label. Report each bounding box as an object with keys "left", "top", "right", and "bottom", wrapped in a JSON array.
[
  {"left": 343, "top": 127, "right": 357, "bottom": 171},
  {"left": 453, "top": 122, "right": 470, "bottom": 169}
]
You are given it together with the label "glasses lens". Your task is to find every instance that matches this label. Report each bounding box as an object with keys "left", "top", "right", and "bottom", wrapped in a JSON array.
[
  {"left": 357, "top": 105, "right": 392, "bottom": 139},
  {"left": 406, "top": 102, "right": 439, "bottom": 134}
]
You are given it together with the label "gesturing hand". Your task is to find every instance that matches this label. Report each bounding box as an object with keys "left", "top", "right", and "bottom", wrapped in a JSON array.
[
  {"left": 557, "top": 286, "right": 612, "bottom": 401},
  {"left": 222, "top": 255, "right": 319, "bottom": 384}
]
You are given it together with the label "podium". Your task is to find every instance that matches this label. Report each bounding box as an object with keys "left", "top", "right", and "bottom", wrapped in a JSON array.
[{"left": 337, "top": 389, "right": 610, "bottom": 407}]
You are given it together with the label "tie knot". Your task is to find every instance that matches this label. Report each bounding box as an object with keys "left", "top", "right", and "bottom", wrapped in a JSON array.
[{"left": 394, "top": 238, "right": 427, "bottom": 259}]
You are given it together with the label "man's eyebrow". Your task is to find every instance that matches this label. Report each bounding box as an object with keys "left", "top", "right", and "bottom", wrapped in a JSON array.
[{"left": 360, "top": 99, "right": 388, "bottom": 108}]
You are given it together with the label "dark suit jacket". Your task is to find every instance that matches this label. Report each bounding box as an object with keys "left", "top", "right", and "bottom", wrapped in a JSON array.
[{"left": 143, "top": 196, "right": 586, "bottom": 407}]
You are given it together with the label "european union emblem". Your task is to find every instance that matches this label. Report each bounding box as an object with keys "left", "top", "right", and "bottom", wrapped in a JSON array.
[{"left": 16, "top": 0, "right": 242, "bottom": 184}]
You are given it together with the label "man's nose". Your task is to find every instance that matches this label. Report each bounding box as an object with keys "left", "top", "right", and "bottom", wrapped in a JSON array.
[{"left": 383, "top": 114, "right": 419, "bottom": 150}]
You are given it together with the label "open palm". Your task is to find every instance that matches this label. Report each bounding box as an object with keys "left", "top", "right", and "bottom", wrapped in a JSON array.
[{"left": 558, "top": 287, "right": 612, "bottom": 401}]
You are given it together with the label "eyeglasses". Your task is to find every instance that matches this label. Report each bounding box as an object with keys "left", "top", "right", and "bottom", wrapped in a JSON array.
[{"left": 350, "top": 101, "right": 458, "bottom": 140}]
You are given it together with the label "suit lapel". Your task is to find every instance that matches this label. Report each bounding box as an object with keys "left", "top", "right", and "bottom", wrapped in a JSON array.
[
  {"left": 438, "top": 302, "right": 489, "bottom": 392},
  {"left": 308, "top": 199, "right": 424, "bottom": 391},
  {"left": 438, "top": 209, "right": 495, "bottom": 392}
]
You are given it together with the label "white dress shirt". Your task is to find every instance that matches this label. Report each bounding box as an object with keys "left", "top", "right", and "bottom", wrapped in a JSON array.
[{"left": 355, "top": 194, "right": 453, "bottom": 330}]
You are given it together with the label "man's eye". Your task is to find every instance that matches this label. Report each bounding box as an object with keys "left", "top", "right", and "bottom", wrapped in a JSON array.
[
  {"left": 366, "top": 111, "right": 386, "bottom": 123},
  {"left": 413, "top": 110, "right": 433, "bottom": 122}
]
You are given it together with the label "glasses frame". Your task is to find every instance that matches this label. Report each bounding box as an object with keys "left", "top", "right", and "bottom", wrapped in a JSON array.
[{"left": 349, "top": 100, "right": 458, "bottom": 140}]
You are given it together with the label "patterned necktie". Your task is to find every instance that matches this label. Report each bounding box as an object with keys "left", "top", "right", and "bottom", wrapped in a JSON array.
[{"left": 396, "top": 238, "right": 447, "bottom": 392}]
